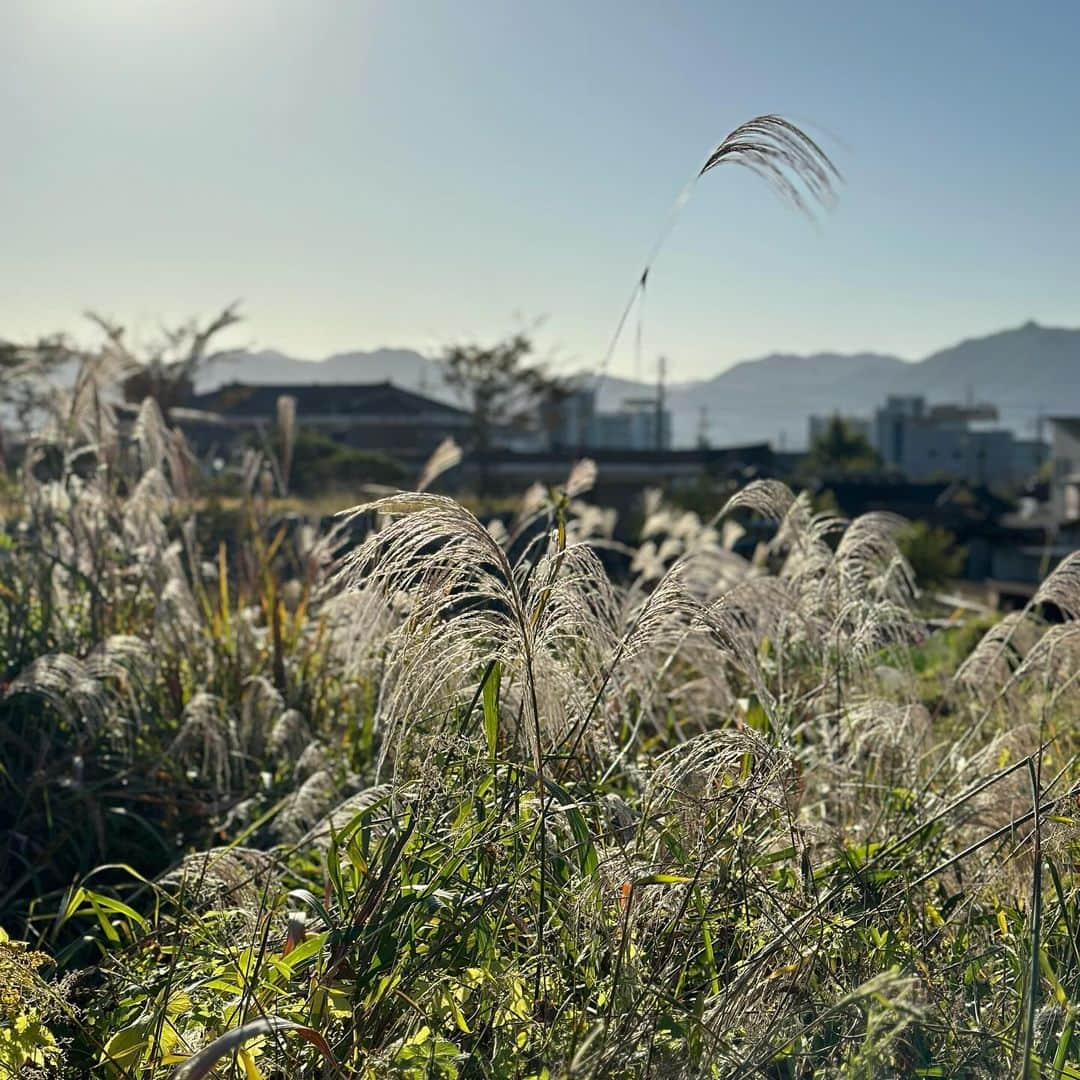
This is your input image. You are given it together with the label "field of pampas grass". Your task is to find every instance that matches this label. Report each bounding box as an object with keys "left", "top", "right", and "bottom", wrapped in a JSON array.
[
  {"left": 2, "top": 116, "right": 1080, "bottom": 1078},
  {"left": 0, "top": 346, "right": 1078, "bottom": 1079}
]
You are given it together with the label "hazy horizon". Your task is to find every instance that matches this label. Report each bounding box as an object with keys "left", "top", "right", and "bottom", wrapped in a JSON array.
[
  {"left": 4, "top": 1, "right": 1079, "bottom": 381},
  {"left": 195, "top": 316, "right": 1080, "bottom": 382}
]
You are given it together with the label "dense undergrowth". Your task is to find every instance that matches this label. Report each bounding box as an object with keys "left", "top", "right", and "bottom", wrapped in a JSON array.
[{"left": 2, "top": 353, "right": 1080, "bottom": 1079}]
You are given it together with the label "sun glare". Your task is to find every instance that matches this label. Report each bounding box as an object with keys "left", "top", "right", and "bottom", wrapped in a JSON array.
[{"left": 30, "top": 0, "right": 228, "bottom": 35}]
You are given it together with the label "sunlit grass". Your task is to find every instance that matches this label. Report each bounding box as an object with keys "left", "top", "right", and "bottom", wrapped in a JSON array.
[{"left": 1, "top": 366, "right": 1079, "bottom": 1078}]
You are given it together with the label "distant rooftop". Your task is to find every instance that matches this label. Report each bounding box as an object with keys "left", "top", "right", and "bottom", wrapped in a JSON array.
[
  {"left": 927, "top": 403, "right": 999, "bottom": 423},
  {"left": 191, "top": 380, "right": 470, "bottom": 420}
]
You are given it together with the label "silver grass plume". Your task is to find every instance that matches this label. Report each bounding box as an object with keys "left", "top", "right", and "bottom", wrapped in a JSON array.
[
  {"left": 955, "top": 612, "right": 1041, "bottom": 698},
  {"left": 133, "top": 396, "right": 169, "bottom": 474},
  {"left": 170, "top": 692, "right": 233, "bottom": 794},
  {"left": 293, "top": 740, "right": 330, "bottom": 783},
  {"left": 274, "top": 769, "right": 341, "bottom": 844},
  {"left": 508, "top": 482, "right": 551, "bottom": 546},
  {"left": 84, "top": 634, "right": 155, "bottom": 684},
  {"left": 156, "top": 846, "right": 281, "bottom": 916},
  {"left": 7, "top": 653, "right": 111, "bottom": 733},
  {"left": 334, "top": 491, "right": 641, "bottom": 770},
  {"left": 565, "top": 500, "right": 617, "bottom": 544},
  {"left": 617, "top": 562, "right": 703, "bottom": 666},
  {"left": 699, "top": 114, "right": 841, "bottom": 216},
  {"left": 702, "top": 577, "right": 801, "bottom": 714},
  {"left": 84, "top": 635, "right": 156, "bottom": 728},
  {"left": 647, "top": 727, "right": 795, "bottom": 835},
  {"left": 597, "top": 116, "right": 838, "bottom": 384},
  {"left": 268, "top": 708, "right": 313, "bottom": 762},
  {"left": 1014, "top": 622, "right": 1080, "bottom": 697},
  {"left": 276, "top": 393, "right": 296, "bottom": 495},
  {"left": 240, "top": 447, "right": 263, "bottom": 495},
  {"left": 297, "top": 783, "right": 397, "bottom": 852},
  {"left": 832, "top": 512, "right": 914, "bottom": 602},
  {"left": 717, "top": 478, "right": 796, "bottom": 525},
  {"left": 416, "top": 436, "right": 463, "bottom": 492},
  {"left": 333, "top": 494, "right": 529, "bottom": 759},
  {"left": 1034, "top": 549, "right": 1080, "bottom": 620},
  {"left": 842, "top": 699, "right": 931, "bottom": 779},
  {"left": 564, "top": 458, "right": 598, "bottom": 499},
  {"left": 163, "top": 425, "right": 196, "bottom": 500},
  {"left": 239, "top": 676, "right": 285, "bottom": 759}
]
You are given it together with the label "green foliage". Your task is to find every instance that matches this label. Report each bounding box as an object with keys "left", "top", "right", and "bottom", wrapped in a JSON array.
[
  {"left": 898, "top": 520, "right": 968, "bottom": 588},
  {"left": 285, "top": 428, "right": 407, "bottom": 496},
  {"left": 3, "top": 354, "right": 1080, "bottom": 1077},
  {"left": 802, "top": 415, "right": 882, "bottom": 478},
  {"left": 442, "top": 334, "right": 571, "bottom": 493},
  {"left": 0, "top": 929, "right": 65, "bottom": 1074}
]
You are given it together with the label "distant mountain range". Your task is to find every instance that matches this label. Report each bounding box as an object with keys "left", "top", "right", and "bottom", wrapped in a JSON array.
[{"left": 198, "top": 321, "right": 1080, "bottom": 449}]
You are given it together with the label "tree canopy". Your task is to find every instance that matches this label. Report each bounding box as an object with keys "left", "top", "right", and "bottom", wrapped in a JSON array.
[
  {"left": 802, "top": 415, "right": 881, "bottom": 477},
  {"left": 442, "top": 334, "right": 570, "bottom": 490},
  {"left": 97, "top": 303, "right": 243, "bottom": 416}
]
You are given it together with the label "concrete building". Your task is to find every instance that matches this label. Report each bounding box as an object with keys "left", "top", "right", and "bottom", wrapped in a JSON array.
[
  {"left": 871, "top": 395, "right": 1046, "bottom": 487},
  {"left": 1013, "top": 438, "right": 1052, "bottom": 481},
  {"left": 1048, "top": 416, "right": 1080, "bottom": 524},
  {"left": 547, "top": 387, "right": 672, "bottom": 452}
]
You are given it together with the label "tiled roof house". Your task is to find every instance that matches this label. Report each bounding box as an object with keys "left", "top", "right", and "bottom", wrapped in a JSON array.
[{"left": 187, "top": 381, "right": 472, "bottom": 458}]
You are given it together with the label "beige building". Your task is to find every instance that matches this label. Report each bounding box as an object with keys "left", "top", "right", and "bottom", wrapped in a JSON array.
[{"left": 1048, "top": 417, "right": 1080, "bottom": 524}]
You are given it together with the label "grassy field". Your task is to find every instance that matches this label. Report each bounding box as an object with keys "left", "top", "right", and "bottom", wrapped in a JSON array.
[{"left": 2, "top": 374, "right": 1080, "bottom": 1078}]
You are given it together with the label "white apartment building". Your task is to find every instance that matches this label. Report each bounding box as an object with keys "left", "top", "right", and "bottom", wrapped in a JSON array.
[{"left": 1048, "top": 416, "right": 1080, "bottom": 524}]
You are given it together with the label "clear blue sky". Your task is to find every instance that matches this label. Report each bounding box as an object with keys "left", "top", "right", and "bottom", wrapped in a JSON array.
[{"left": 3, "top": 1, "right": 1078, "bottom": 381}]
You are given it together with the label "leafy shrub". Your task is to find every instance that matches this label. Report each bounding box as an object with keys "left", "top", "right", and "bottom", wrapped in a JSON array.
[
  {"left": 898, "top": 520, "right": 967, "bottom": 588},
  {"left": 285, "top": 428, "right": 407, "bottom": 496}
]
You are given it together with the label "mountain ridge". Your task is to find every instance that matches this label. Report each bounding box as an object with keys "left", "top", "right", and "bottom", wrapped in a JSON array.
[{"left": 197, "top": 320, "right": 1080, "bottom": 448}]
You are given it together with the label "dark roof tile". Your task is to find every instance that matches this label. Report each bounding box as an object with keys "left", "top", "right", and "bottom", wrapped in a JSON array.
[{"left": 191, "top": 381, "right": 470, "bottom": 420}]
